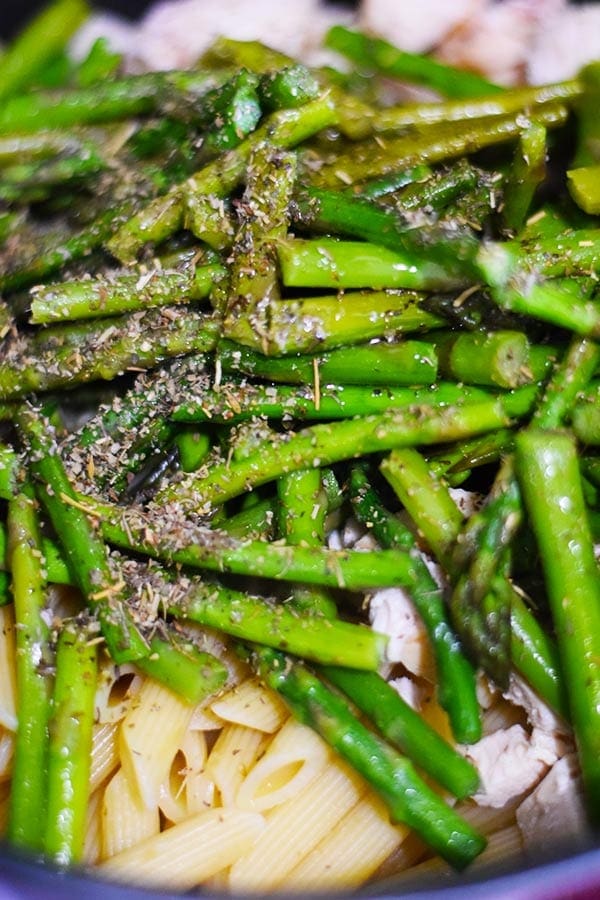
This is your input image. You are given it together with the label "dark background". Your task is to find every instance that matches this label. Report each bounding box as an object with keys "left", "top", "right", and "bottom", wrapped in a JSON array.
[{"left": 1, "top": 1, "right": 154, "bottom": 39}]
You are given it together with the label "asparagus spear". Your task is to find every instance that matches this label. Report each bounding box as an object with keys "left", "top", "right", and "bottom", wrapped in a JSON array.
[
  {"left": 567, "top": 165, "right": 600, "bottom": 215},
  {"left": 361, "top": 80, "right": 582, "bottom": 136},
  {"left": 171, "top": 382, "right": 496, "bottom": 426},
  {"left": 173, "top": 580, "right": 385, "bottom": 669},
  {"left": 222, "top": 289, "right": 444, "bottom": 355},
  {"left": 29, "top": 263, "right": 226, "bottom": 324},
  {"left": 80, "top": 493, "right": 422, "bottom": 594},
  {"left": 573, "top": 61, "right": 600, "bottom": 167},
  {"left": 0, "top": 69, "right": 231, "bottom": 132},
  {"left": 0, "top": 443, "right": 19, "bottom": 500},
  {"left": 16, "top": 405, "right": 149, "bottom": 664},
  {"left": 0, "top": 306, "right": 219, "bottom": 401},
  {"left": 44, "top": 619, "right": 97, "bottom": 865},
  {"left": 321, "top": 664, "right": 479, "bottom": 799},
  {"left": 0, "top": 132, "right": 101, "bottom": 168},
  {"left": 277, "top": 467, "right": 338, "bottom": 619},
  {"left": 502, "top": 121, "right": 547, "bottom": 234},
  {"left": 516, "top": 429, "right": 600, "bottom": 824},
  {"left": 216, "top": 336, "right": 439, "bottom": 385},
  {"left": 277, "top": 238, "right": 470, "bottom": 292},
  {"left": 252, "top": 647, "right": 486, "bottom": 869},
  {"left": 222, "top": 143, "right": 296, "bottom": 348},
  {"left": 6, "top": 486, "right": 53, "bottom": 852},
  {"left": 432, "top": 329, "right": 532, "bottom": 389},
  {"left": 0, "top": 201, "right": 135, "bottom": 294},
  {"left": 325, "top": 26, "right": 502, "bottom": 99},
  {"left": 310, "top": 104, "right": 567, "bottom": 189}
]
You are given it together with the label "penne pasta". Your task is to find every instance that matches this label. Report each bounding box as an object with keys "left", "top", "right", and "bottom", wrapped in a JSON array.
[
  {"left": 158, "top": 728, "right": 214, "bottom": 823},
  {"left": 98, "top": 807, "right": 266, "bottom": 890},
  {"left": 285, "top": 792, "right": 409, "bottom": 891},
  {"left": 119, "top": 679, "right": 195, "bottom": 809},
  {"left": 179, "top": 728, "right": 217, "bottom": 816},
  {"left": 234, "top": 717, "right": 329, "bottom": 813},
  {"left": 204, "top": 722, "right": 269, "bottom": 809},
  {"left": 209, "top": 676, "right": 289, "bottom": 733},
  {"left": 102, "top": 767, "right": 160, "bottom": 859},
  {"left": 83, "top": 788, "right": 104, "bottom": 866},
  {"left": 89, "top": 722, "right": 120, "bottom": 793},
  {"left": 94, "top": 662, "right": 143, "bottom": 726},
  {"left": 228, "top": 755, "right": 365, "bottom": 892}
]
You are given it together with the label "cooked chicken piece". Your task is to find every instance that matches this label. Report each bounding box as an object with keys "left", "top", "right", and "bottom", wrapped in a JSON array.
[
  {"left": 360, "top": 0, "right": 483, "bottom": 55},
  {"left": 516, "top": 753, "right": 590, "bottom": 849},
  {"left": 527, "top": 4, "right": 600, "bottom": 83},
  {"left": 448, "top": 488, "right": 484, "bottom": 518},
  {"left": 462, "top": 724, "right": 567, "bottom": 808},
  {"left": 327, "top": 517, "right": 373, "bottom": 551},
  {"left": 369, "top": 587, "right": 435, "bottom": 679},
  {"left": 437, "top": 0, "right": 563, "bottom": 85},
  {"left": 388, "top": 675, "right": 426, "bottom": 711},
  {"left": 70, "top": 12, "right": 137, "bottom": 62},
  {"left": 503, "top": 672, "right": 570, "bottom": 736}
]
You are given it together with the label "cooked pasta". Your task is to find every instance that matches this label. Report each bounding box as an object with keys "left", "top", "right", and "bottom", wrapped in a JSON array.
[
  {"left": 101, "top": 767, "right": 160, "bottom": 857},
  {"left": 83, "top": 788, "right": 103, "bottom": 866},
  {"left": 234, "top": 717, "right": 330, "bottom": 812},
  {"left": 98, "top": 807, "right": 266, "bottom": 890},
  {"left": 210, "top": 676, "right": 289, "bottom": 733},
  {"left": 158, "top": 728, "right": 213, "bottom": 822},
  {"left": 204, "top": 722, "right": 270, "bottom": 808},
  {"left": 0, "top": 615, "right": 578, "bottom": 893},
  {"left": 119, "top": 678, "right": 195, "bottom": 810},
  {"left": 228, "top": 756, "right": 366, "bottom": 892},
  {"left": 284, "top": 792, "right": 409, "bottom": 891},
  {"left": 89, "top": 722, "right": 119, "bottom": 793}
]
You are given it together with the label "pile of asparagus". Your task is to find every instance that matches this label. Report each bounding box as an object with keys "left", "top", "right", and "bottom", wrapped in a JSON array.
[{"left": 1, "top": 0, "right": 600, "bottom": 877}]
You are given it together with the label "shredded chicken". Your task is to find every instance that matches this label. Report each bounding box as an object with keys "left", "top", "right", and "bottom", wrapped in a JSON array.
[
  {"left": 462, "top": 724, "right": 568, "bottom": 808},
  {"left": 359, "top": 0, "right": 482, "bottom": 55},
  {"left": 436, "top": 0, "right": 563, "bottom": 85},
  {"left": 368, "top": 587, "right": 435, "bottom": 679},
  {"left": 503, "top": 672, "right": 570, "bottom": 736},
  {"left": 388, "top": 675, "right": 427, "bottom": 711},
  {"left": 516, "top": 753, "right": 590, "bottom": 849}
]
